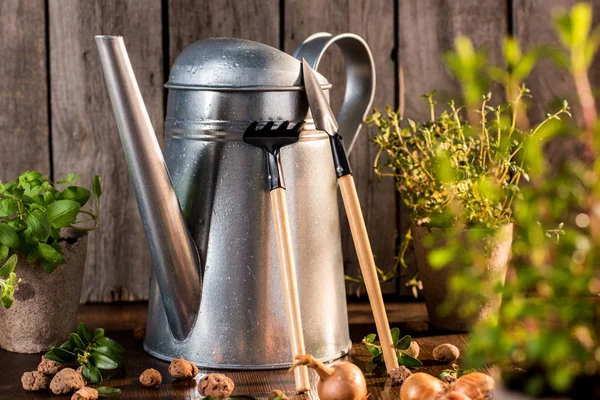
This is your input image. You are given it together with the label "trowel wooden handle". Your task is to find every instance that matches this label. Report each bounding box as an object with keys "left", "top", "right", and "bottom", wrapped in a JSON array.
[
  {"left": 338, "top": 174, "right": 399, "bottom": 372},
  {"left": 270, "top": 187, "right": 311, "bottom": 392}
]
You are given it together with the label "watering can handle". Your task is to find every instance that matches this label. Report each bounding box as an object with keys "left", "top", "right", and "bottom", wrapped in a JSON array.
[{"left": 293, "top": 33, "right": 376, "bottom": 155}]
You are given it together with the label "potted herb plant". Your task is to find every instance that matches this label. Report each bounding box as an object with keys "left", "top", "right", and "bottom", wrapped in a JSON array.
[
  {"left": 366, "top": 34, "right": 567, "bottom": 332},
  {"left": 460, "top": 4, "right": 600, "bottom": 398},
  {"left": 0, "top": 171, "right": 101, "bottom": 353}
]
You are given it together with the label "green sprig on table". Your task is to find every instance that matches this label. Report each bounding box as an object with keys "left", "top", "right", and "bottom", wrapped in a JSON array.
[
  {"left": 45, "top": 322, "right": 124, "bottom": 384},
  {"left": 363, "top": 327, "right": 422, "bottom": 368},
  {"left": 0, "top": 171, "right": 102, "bottom": 308}
]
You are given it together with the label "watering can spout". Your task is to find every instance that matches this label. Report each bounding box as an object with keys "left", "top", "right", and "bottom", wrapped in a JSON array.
[{"left": 95, "top": 35, "right": 202, "bottom": 340}]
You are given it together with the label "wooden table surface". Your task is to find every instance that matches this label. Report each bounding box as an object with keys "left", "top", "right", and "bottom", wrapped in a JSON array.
[{"left": 0, "top": 301, "right": 470, "bottom": 399}]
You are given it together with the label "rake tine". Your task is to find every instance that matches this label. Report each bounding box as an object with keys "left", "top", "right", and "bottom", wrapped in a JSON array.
[{"left": 262, "top": 121, "right": 276, "bottom": 132}]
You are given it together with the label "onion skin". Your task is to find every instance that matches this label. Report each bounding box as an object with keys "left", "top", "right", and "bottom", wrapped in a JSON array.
[
  {"left": 452, "top": 372, "right": 495, "bottom": 400},
  {"left": 291, "top": 355, "right": 367, "bottom": 400},
  {"left": 400, "top": 372, "right": 446, "bottom": 400},
  {"left": 439, "top": 392, "right": 471, "bottom": 400}
]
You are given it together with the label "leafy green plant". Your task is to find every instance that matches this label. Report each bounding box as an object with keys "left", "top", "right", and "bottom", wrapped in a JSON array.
[
  {"left": 434, "top": 3, "right": 600, "bottom": 397},
  {"left": 362, "top": 327, "right": 422, "bottom": 368},
  {"left": 0, "top": 171, "right": 101, "bottom": 308},
  {"left": 45, "top": 322, "right": 124, "bottom": 384}
]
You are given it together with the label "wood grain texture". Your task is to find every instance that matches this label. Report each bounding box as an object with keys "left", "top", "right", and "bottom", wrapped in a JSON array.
[
  {"left": 284, "top": 0, "right": 398, "bottom": 295},
  {"left": 168, "top": 0, "right": 280, "bottom": 64},
  {"left": 0, "top": 0, "right": 50, "bottom": 180},
  {"left": 49, "top": 0, "right": 164, "bottom": 302},
  {"left": 397, "top": 0, "right": 508, "bottom": 295},
  {"left": 0, "top": 302, "right": 474, "bottom": 399}
]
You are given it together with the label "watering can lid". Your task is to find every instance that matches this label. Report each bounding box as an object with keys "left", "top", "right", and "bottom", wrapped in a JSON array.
[{"left": 165, "top": 37, "right": 330, "bottom": 91}]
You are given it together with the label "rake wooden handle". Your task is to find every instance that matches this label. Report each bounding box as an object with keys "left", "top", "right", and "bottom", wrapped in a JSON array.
[
  {"left": 338, "top": 174, "right": 399, "bottom": 372},
  {"left": 270, "top": 187, "right": 311, "bottom": 392}
]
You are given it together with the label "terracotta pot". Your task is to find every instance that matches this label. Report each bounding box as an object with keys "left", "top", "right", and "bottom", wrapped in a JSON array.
[
  {"left": 0, "top": 234, "right": 88, "bottom": 353},
  {"left": 412, "top": 223, "right": 512, "bottom": 332}
]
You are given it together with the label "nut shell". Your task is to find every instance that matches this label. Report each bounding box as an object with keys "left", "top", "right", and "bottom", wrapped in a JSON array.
[
  {"left": 168, "top": 358, "right": 197, "bottom": 380},
  {"left": 139, "top": 368, "right": 162, "bottom": 387},
  {"left": 433, "top": 344, "right": 460, "bottom": 362},
  {"left": 38, "top": 356, "right": 64, "bottom": 375},
  {"left": 21, "top": 371, "right": 51, "bottom": 391},
  {"left": 49, "top": 368, "right": 86, "bottom": 395},
  {"left": 71, "top": 387, "right": 99, "bottom": 400},
  {"left": 198, "top": 373, "right": 235, "bottom": 399}
]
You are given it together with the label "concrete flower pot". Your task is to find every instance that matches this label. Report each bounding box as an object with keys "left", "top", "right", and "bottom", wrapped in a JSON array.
[
  {"left": 412, "top": 223, "right": 512, "bottom": 332},
  {"left": 0, "top": 233, "right": 88, "bottom": 353}
]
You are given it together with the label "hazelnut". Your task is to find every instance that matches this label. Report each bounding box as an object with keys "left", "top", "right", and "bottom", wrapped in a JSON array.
[
  {"left": 50, "top": 368, "right": 86, "bottom": 395},
  {"left": 433, "top": 343, "right": 460, "bottom": 362},
  {"left": 198, "top": 373, "right": 234, "bottom": 399},
  {"left": 71, "top": 387, "right": 99, "bottom": 400},
  {"left": 401, "top": 341, "right": 420, "bottom": 358},
  {"left": 21, "top": 371, "right": 51, "bottom": 391},
  {"left": 38, "top": 355, "right": 64, "bottom": 375},
  {"left": 389, "top": 365, "right": 412, "bottom": 385},
  {"left": 139, "top": 368, "right": 162, "bottom": 387}
]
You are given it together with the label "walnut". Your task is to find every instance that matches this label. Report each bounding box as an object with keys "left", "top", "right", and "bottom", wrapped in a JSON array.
[
  {"left": 21, "top": 371, "right": 51, "bottom": 391},
  {"left": 401, "top": 341, "right": 420, "bottom": 358},
  {"left": 38, "top": 355, "right": 64, "bottom": 375},
  {"left": 269, "top": 389, "right": 289, "bottom": 399},
  {"left": 71, "top": 387, "right": 99, "bottom": 400},
  {"left": 168, "top": 357, "right": 197, "bottom": 380},
  {"left": 139, "top": 368, "right": 162, "bottom": 387},
  {"left": 389, "top": 365, "right": 412, "bottom": 385},
  {"left": 433, "top": 343, "right": 460, "bottom": 362},
  {"left": 50, "top": 368, "right": 86, "bottom": 395},
  {"left": 198, "top": 373, "right": 235, "bottom": 399}
]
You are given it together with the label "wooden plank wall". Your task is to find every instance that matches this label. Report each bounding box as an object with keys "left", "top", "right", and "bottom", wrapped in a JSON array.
[{"left": 0, "top": 0, "right": 592, "bottom": 302}]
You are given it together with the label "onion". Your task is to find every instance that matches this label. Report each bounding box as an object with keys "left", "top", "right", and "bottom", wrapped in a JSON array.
[
  {"left": 290, "top": 355, "right": 367, "bottom": 400},
  {"left": 452, "top": 372, "right": 495, "bottom": 400},
  {"left": 400, "top": 372, "right": 446, "bottom": 400}
]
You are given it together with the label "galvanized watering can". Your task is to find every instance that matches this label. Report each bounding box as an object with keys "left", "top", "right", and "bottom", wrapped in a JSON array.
[{"left": 95, "top": 33, "right": 375, "bottom": 369}]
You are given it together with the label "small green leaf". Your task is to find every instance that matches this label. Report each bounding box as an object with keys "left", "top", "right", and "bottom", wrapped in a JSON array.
[
  {"left": 0, "top": 245, "right": 8, "bottom": 261},
  {"left": 397, "top": 335, "right": 412, "bottom": 351},
  {"left": 68, "top": 333, "right": 86, "bottom": 351},
  {"left": 44, "top": 351, "right": 66, "bottom": 363},
  {"left": 38, "top": 242, "right": 65, "bottom": 264},
  {"left": 26, "top": 212, "right": 51, "bottom": 242},
  {"left": 0, "top": 223, "right": 20, "bottom": 248},
  {"left": 94, "top": 345, "right": 125, "bottom": 368},
  {"left": 93, "top": 175, "right": 102, "bottom": 200},
  {"left": 367, "top": 344, "right": 382, "bottom": 357},
  {"left": 398, "top": 353, "right": 423, "bottom": 368},
  {"left": 48, "top": 347, "right": 77, "bottom": 362},
  {"left": 93, "top": 328, "right": 105, "bottom": 339},
  {"left": 42, "top": 260, "right": 59, "bottom": 273},
  {"left": 77, "top": 322, "right": 93, "bottom": 344},
  {"left": 365, "top": 333, "right": 376, "bottom": 344},
  {"left": 96, "top": 386, "right": 121, "bottom": 398},
  {"left": 61, "top": 186, "right": 91, "bottom": 206},
  {"left": 90, "top": 352, "right": 119, "bottom": 370},
  {"left": 372, "top": 353, "right": 382, "bottom": 364},
  {"left": 83, "top": 364, "right": 102, "bottom": 384},
  {"left": 96, "top": 336, "right": 124, "bottom": 354},
  {"left": 390, "top": 328, "right": 400, "bottom": 346},
  {"left": 27, "top": 248, "right": 40, "bottom": 264},
  {"left": 0, "top": 254, "right": 17, "bottom": 276},
  {"left": 45, "top": 200, "right": 80, "bottom": 228}
]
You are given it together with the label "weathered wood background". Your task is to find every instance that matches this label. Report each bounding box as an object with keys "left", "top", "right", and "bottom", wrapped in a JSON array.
[{"left": 0, "top": 0, "right": 592, "bottom": 302}]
